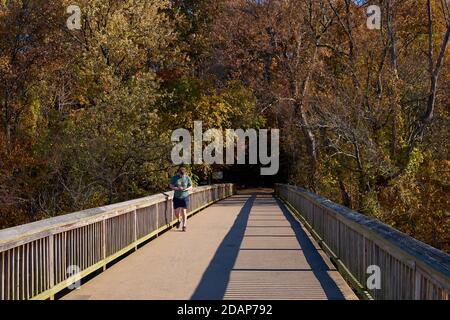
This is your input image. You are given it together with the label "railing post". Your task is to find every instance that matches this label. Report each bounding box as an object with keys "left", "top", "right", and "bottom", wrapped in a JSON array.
[
  {"left": 48, "top": 235, "right": 54, "bottom": 300},
  {"left": 414, "top": 264, "right": 421, "bottom": 300},
  {"left": 134, "top": 209, "right": 138, "bottom": 251},
  {"left": 170, "top": 197, "right": 173, "bottom": 223},
  {"left": 102, "top": 219, "right": 106, "bottom": 271},
  {"left": 362, "top": 236, "right": 366, "bottom": 284},
  {"left": 156, "top": 204, "right": 159, "bottom": 237},
  {"left": 1, "top": 251, "right": 4, "bottom": 300}
]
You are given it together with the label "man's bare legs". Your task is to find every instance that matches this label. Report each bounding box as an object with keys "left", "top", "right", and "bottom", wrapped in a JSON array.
[
  {"left": 174, "top": 207, "right": 187, "bottom": 230},
  {"left": 175, "top": 207, "right": 182, "bottom": 229},
  {"left": 181, "top": 208, "right": 187, "bottom": 231}
]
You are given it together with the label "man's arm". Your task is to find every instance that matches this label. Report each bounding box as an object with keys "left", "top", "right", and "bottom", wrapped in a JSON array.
[
  {"left": 184, "top": 177, "right": 193, "bottom": 191},
  {"left": 169, "top": 177, "right": 181, "bottom": 191}
]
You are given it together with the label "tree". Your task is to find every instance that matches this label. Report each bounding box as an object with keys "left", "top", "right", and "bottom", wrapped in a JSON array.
[{"left": 206, "top": 0, "right": 449, "bottom": 251}]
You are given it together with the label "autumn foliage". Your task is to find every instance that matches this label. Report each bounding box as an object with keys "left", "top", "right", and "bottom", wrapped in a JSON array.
[{"left": 0, "top": 0, "right": 449, "bottom": 252}]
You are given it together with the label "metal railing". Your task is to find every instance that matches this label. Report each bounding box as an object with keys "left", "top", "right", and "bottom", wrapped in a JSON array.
[
  {"left": 0, "top": 184, "right": 235, "bottom": 300},
  {"left": 276, "top": 184, "right": 450, "bottom": 300}
]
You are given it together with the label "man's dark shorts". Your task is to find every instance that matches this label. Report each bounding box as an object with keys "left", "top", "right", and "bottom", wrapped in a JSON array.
[{"left": 173, "top": 196, "right": 190, "bottom": 209}]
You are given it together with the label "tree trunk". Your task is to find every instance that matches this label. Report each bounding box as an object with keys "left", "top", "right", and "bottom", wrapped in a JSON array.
[
  {"left": 339, "top": 179, "right": 352, "bottom": 209},
  {"left": 294, "top": 100, "right": 318, "bottom": 190}
]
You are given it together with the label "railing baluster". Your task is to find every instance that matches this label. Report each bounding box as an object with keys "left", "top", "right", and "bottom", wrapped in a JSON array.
[
  {"left": 1, "top": 250, "right": 4, "bottom": 300},
  {"left": 21, "top": 245, "right": 25, "bottom": 300},
  {"left": 102, "top": 219, "right": 106, "bottom": 271},
  {"left": 134, "top": 209, "right": 137, "bottom": 250},
  {"left": 49, "top": 236, "right": 54, "bottom": 300}
]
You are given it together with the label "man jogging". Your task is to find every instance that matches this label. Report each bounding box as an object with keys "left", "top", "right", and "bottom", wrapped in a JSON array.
[{"left": 170, "top": 167, "right": 193, "bottom": 232}]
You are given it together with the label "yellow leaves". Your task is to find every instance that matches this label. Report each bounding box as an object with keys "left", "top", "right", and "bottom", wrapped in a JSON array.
[
  {"left": 404, "top": 147, "right": 425, "bottom": 177},
  {"left": 74, "top": 0, "right": 179, "bottom": 77},
  {"left": 21, "top": 98, "right": 41, "bottom": 136},
  {"left": 189, "top": 95, "right": 232, "bottom": 129}
]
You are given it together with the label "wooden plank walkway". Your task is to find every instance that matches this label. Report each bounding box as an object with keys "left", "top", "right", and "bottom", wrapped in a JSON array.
[{"left": 63, "top": 193, "right": 357, "bottom": 300}]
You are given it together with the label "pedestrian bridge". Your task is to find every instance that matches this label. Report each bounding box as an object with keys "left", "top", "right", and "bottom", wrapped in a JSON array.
[{"left": 0, "top": 184, "right": 449, "bottom": 300}]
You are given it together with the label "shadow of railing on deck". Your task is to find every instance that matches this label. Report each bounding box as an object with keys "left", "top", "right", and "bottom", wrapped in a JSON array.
[
  {"left": 191, "top": 193, "right": 347, "bottom": 300},
  {"left": 191, "top": 195, "right": 255, "bottom": 299},
  {"left": 275, "top": 197, "right": 346, "bottom": 299}
]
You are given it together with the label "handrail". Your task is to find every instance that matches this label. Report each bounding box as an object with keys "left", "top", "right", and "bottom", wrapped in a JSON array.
[
  {"left": 275, "top": 183, "right": 450, "bottom": 300},
  {"left": 0, "top": 184, "right": 235, "bottom": 300}
]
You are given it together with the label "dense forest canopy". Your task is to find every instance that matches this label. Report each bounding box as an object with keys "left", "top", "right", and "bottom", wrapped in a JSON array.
[{"left": 0, "top": 0, "right": 448, "bottom": 252}]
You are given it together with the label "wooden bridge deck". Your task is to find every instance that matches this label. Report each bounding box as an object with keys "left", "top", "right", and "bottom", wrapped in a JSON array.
[{"left": 63, "top": 193, "right": 357, "bottom": 300}]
